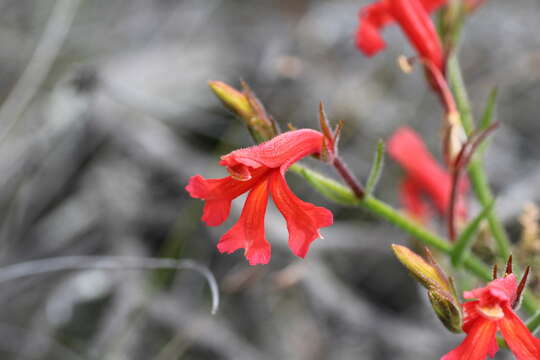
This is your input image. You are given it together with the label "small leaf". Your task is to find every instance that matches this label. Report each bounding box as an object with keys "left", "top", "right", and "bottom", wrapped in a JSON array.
[
  {"left": 365, "top": 139, "right": 385, "bottom": 196},
  {"left": 479, "top": 87, "right": 498, "bottom": 155},
  {"left": 451, "top": 200, "right": 495, "bottom": 266},
  {"left": 480, "top": 87, "right": 498, "bottom": 131}
]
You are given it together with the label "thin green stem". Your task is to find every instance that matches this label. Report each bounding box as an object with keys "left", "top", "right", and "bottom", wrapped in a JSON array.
[
  {"left": 448, "top": 54, "right": 474, "bottom": 135},
  {"left": 448, "top": 54, "right": 511, "bottom": 260},
  {"left": 290, "top": 164, "right": 490, "bottom": 277},
  {"left": 361, "top": 196, "right": 493, "bottom": 281},
  {"left": 468, "top": 159, "right": 511, "bottom": 258},
  {"left": 290, "top": 164, "right": 538, "bottom": 315}
]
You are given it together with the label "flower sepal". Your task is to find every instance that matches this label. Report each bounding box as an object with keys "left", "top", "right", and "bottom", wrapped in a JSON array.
[{"left": 317, "top": 102, "right": 343, "bottom": 164}]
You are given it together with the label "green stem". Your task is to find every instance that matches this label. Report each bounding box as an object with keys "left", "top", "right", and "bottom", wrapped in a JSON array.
[
  {"left": 290, "top": 164, "right": 491, "bottom": 277},
  {"left": 468, "top": 159, "right": 511, "bottom": 259},
  {"left": 448, "top": 54, "right": 511, "bottom": 260},
  {"left": 361, "top": 196, "right": 492, "bottom": 281},
  {"left": 290, "top": 164, "right": 538, "bottom": 315},
  {"left": 448, "top": 54, "right": 474, "bottom": 135}
]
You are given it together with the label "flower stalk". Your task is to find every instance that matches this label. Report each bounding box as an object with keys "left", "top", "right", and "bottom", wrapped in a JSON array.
[
  {"left": 289, "top": 163, "right": 540, "bottom": 318},
  {"left": 447, "top": 54, "right": 511, "bottom": 260}
]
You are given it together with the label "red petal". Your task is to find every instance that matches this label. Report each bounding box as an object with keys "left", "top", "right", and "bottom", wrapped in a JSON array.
[
  {"left": 355, "top": 1, "right": 393, "bottom": 56},
  {"left": 464, "top": 274, "right": 517, "bottom": 308},
  {"left": 388, "top": 0, "right": 444, "bottom": 72},
  {"left": 499, "top": 306, "right": 540, "bottom": 360},
  {"left": 388, "top": 127, "right": 453, "bottom": 216},
  {"left": 219, "top": 129, "right": 324, "bottom": 176},
  {"left": 201, "top": 199, "right": 232, "bottom": 227},
  {"left": 420, "top": 0, "right": 447, "bottom": 12},
  {"left": 441, "top": 318, "right": 498, "bottom": 360},
  {"left": 356, "top": 21, "right": 386, "bottom": 56},
  {"left": 355, "top": 0, "right": 446, "bottom": 64},
  {"left": 186, "top": 168, "right": 268, "bottom": 226},
  {"left": 462, "top": 301, "right": 482, "bottom": 332},
  {"left": 270, "top": 171, "right": 333, "bottom": 258},
  {"left": 400, "top": 176, "right": 430, "bottom": 222},
  {"left": 217, "top": 178, "right": 271, "bottom": 265}
]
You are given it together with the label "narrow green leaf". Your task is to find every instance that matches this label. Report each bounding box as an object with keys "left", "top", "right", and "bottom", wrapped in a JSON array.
[
  {"left": 365, "top": 139, "right": 385, "bottom": 196},
  {"left": 451, "top": 200, "right": 495, "bottom": 267},
  {"left": 478, "top": 87, "right": 498, "bottom": 155},
  {"left": 480, "top": 87, "right": 498, "bottom": 130},
  {"left": 289, "top": 164, "right": 359, "bottom": 206},
  {"left": 526, "top": 308, "right": 540, "bottom": 333}
]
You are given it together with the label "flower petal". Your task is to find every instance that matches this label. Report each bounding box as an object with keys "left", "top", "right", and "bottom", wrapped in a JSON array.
[
  {"left": 355, "top": 1, "right": 393, "bottom": 56},
  {"left": 499, "top": 305, "right": 540, "bottom": 360},
  {"left": 219, "top": 129, "right": 324, "bottom": 175},
  {"left": 464, "top": 274, "right": 517, "bottom": 308},
  {"left": 388, "top": 0, "right": 444, "bottom": 71},
  {"left": 186, "top": 168, "right": 268, "bottom": 226},
  {"left": 270, "top": 171, "right": 333, "bottom": 258},
  {"left": 201, "top": 199, "right": 232, "bottom": 227},
  {"left": 400, "top": 176, "right": 430, "bottom": 222},
  {"left": 388, "top": 127, "right": 452, "bottom": 215},
  {"left": 441, "top": 318, "right": 498, "bottom": 360},
  {"left": 217, "top": 178, "right": 271, "bottom": 265},
  {"left": 420, "top": 0, "right": 447, "bottom": 13}
]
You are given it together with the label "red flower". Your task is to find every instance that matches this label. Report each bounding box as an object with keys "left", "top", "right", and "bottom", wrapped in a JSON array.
[
  {"left": 388, "top": 127, "right": 467, "bottom": 222},
  {"left": 185, "top": 129, "right": 333, "bottom": 265},
  {"left": 355, "top": 0, "right": 446, "bottom": 73},
  {"left": 442, "top": 274, "right": 540, "bottom": 360}
]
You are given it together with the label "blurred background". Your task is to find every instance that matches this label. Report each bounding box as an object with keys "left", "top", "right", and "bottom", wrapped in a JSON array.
[{"left": 0, "top": 0, "right": 540, "bottom": 359}]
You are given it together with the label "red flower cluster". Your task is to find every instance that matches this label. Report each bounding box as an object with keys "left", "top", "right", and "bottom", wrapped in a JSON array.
[
  {"left": 442, "top": 274, "right": 540, "bottom": 360},
  {"left": 186, "top": 129, "right": 333, "bottom": 265},
  {"left": 355, "top": 0, "right": 446, "bottom": 73},
  {"left": 388, "top": 127, "right": 467, "bottom": 222}
]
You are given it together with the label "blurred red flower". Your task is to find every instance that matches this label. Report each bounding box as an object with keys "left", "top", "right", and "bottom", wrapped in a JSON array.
[
  {"left": 442, "top": 274, "right": 540, "bottom": 360},
  {"left": 355, "top": 0, "right": 446, "bottom": 73},
  {"left": 186, "top": 129, "right": 333, "bottom": 265},
  {"left": 388, "top": 126, "right": 467, "bottom": 222}
]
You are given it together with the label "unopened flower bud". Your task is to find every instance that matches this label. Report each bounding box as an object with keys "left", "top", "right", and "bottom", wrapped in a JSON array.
[
  {"left": 208, "top": 81, "right": 278, "bottom": 143},
  {"left": 209, "top": 81, "right": 252, "bottom": 118},
  {"left": 392, "top": 245, "right": 462, "bottom": 332}
]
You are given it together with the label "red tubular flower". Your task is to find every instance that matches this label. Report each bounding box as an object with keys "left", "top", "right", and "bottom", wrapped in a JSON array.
[
  {"left": 388, "top": 126, "right": 467, "bottom": 222},
  {"left": 442, "top": 274, "right": 540, "bottom": 360},
  {"left": 185, "top": 129, "right": 333, "bottom": 265},
  {"left": 356, "top": 0, "right": 446, "bottom": 73}
]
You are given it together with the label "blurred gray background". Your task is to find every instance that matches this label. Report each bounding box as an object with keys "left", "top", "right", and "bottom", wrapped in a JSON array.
[{"left": 0, "top": 0, "right": 539, "bottom": 359}]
